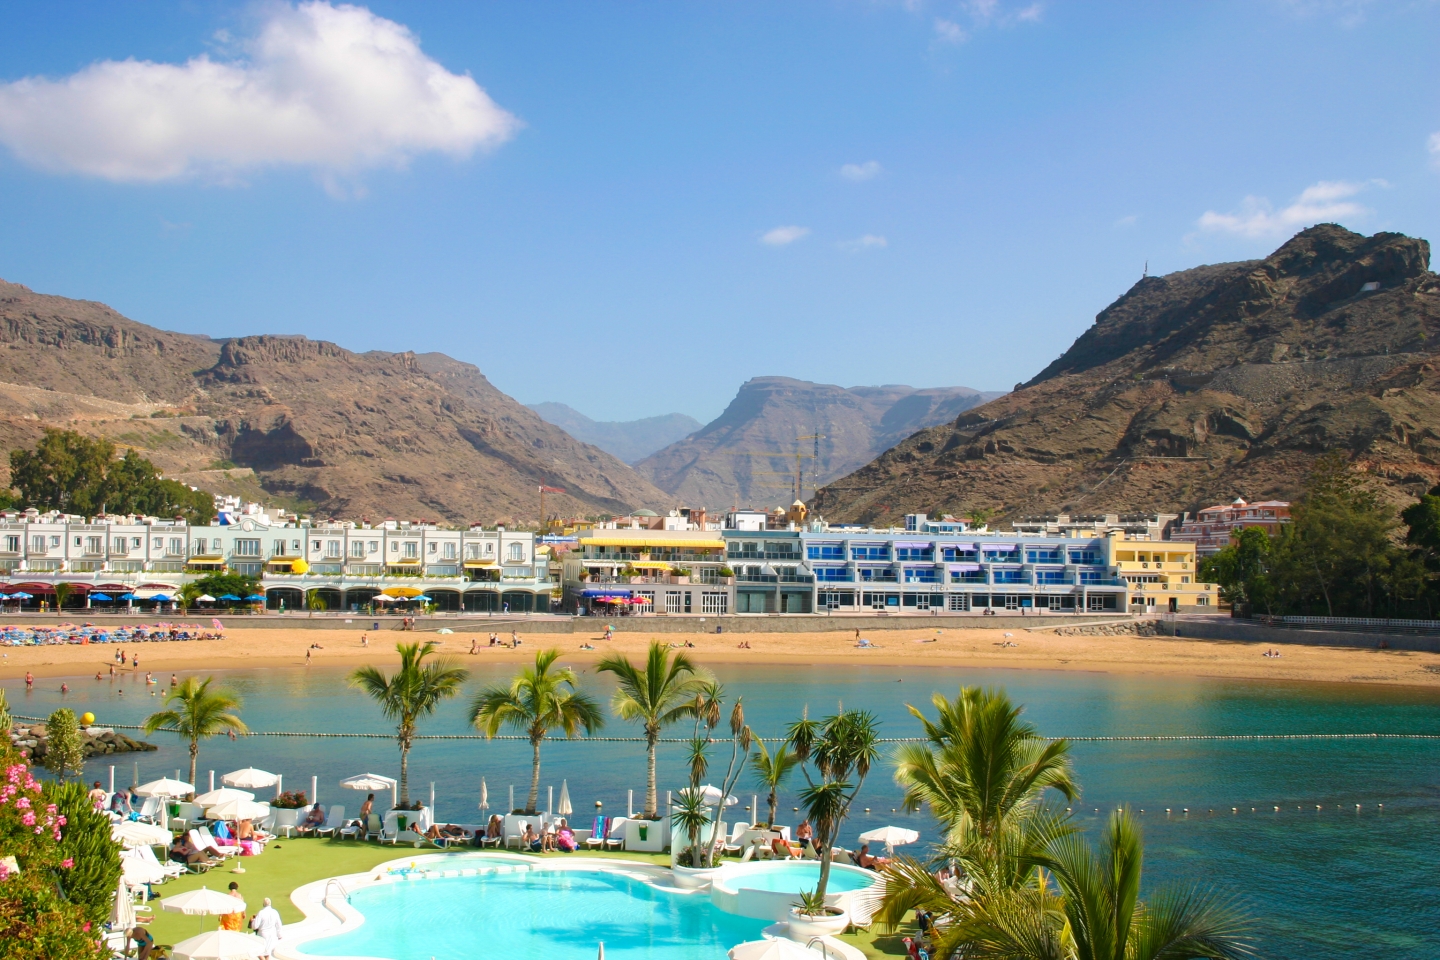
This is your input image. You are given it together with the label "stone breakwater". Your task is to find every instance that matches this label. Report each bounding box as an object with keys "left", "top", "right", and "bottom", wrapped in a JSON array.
[
  {"left": 8, "top": 721, "right": 158, "bottom": 761},
  {"left": 1043, "top": 620, "right": 1160, "bottom": 638}
]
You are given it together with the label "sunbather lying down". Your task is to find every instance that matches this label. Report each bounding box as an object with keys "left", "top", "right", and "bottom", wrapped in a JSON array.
[{"left": 424, "top": 823, "right": 470, "bottom": 841}]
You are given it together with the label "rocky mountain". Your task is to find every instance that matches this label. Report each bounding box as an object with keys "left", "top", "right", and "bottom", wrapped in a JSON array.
[
  {"left": 811, "top": 225, "right": 1440, "bottom": 525},
  {"left": 526, "top": 402, "right": 702, "bottom": 463},
  {"left": 632, "top": 377, "right": 1004, "bottom": 509},
  {"left": 0, "top": 279, "right": 668, "bottom": 522}
]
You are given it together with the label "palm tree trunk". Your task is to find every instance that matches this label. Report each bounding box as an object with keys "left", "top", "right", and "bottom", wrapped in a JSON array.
[
  {"left": 816, "top": 844, "right": 833, "bottom": 900},
  {"left": 189, "top": 739, "right": 199, "bottom": 797},
  {"left": 399, "top": 740, "right": 410, "bottom": 806},
  {"left": 645, "top": 730, "right": 658, "bottom": 817},
  {"left": 767, "top": 789, "right": 777, "bottom": 828},
  {"left": 527, "top": 736, "right": 542, "bottom": 813}
]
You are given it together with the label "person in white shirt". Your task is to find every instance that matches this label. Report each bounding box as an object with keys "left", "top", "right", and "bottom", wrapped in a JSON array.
[
  {"left": 411, "top": 801, "right": 433, "bottom": 834},
  {"left": 251, "top": 897, "right": 283, "bottom": 957}
]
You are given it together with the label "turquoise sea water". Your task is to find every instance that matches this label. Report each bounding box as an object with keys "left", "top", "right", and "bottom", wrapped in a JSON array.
[
  {"left": 9, "top": 660, "right": 1440, "bottom": 958},
  {"left": 301, "top": 868, "right": 769, "bottom": 960}
]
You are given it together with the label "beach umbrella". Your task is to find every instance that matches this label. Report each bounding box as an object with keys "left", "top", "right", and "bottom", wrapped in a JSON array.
[
  {"left": 370, "top": 595, "right": 396, "bottom": 603},
  {"left": 150, "top": 594, "right": 173, "bottom": 602},
  {"left": 91, "top": 593, "right": 113, "bottom": 602},
  {"left": 858, "top": 825, "right": 920, "bottom": 854},
  {"left": 557, "top": 780, "right": 573, "bottom": 817},
  {"left": 170, "top": 929, "right": 269, "bottom": 960},
  {"left": 479, "top": 778, "right": 489, "bottom": 812},
  {"left": 728, "top": 938, "right": 818, "bottom": 960},
  {"left": 411, "top": 595, "right": 431, "bottom": 602},
  {"left": 682, "top": 785, "right": 738, "bottom": 807},
  {"left": 340, "top": 773, "right": 396, "bottom": 792},
  {"left": 121, "top": 854, "right": 167, "bottom": 885},
  {"left": 205, "top": 798, "right": 270, "bottom": 821},
  {"left": 10, "top": 591, "right": 32, "bottom": 600},
  {"left": 161, "top": 887, "right": 246, "bottom": 916},
  {"left": 218, "top": 594, "right": 242, "bottom": 602},
  {"left": 136, "top": 777, "right": 194, "bottom": 798},
  {"left": 196, "top": 595, "right": 217, "bottom": 603},
  {"left": 244, "top": 594, "right": 265, "bottom": 602},
  {"left": 193, "top": 788, "right": 254, "bottom": 807},
  {"left": 112, "top": 821, "right": 172, "bottom": 848},
  {"left": 109, "top": 876, "right": 136, "bottom": 932},
  {"left": 222, "top": 768, "right": 278, "bottom": 790}
]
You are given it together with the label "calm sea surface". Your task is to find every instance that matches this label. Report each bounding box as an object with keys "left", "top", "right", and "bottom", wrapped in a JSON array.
[{"left": 9, "top": 660, "right": 1439, "bottom": 959}]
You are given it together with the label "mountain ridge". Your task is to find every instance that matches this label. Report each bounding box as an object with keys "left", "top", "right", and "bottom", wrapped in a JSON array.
[
  {"left": 526, "top": 402, "right": 702, "bottom": 464},
  {"left": 811, "top": 225, "right": 1440, "bottom": 525}
]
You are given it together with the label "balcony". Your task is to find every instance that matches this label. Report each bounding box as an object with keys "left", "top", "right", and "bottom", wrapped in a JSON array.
[{"left": 735, "top": 573, "right": 815, "bottom": 584}]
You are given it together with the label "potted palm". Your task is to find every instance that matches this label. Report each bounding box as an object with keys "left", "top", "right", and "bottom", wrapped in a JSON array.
[{"left": 789, "top": 887, "right": 848, "bottom": 939}]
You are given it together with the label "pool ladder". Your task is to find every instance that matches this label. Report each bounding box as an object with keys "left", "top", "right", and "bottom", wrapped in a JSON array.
[
  {"left": 324, "top": 879, "right": 351, "bottom": 904},
  {"left": 806, "top": 937, "right": 833, "bottom": 958}
]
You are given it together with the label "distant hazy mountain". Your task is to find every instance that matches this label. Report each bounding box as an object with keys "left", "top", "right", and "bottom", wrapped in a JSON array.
[
  {"left": 631, "top": 377, "right": 1005, "bottom": 509},
  {"left": 527, "top": 402, "right": 703, "bottom": 463}
]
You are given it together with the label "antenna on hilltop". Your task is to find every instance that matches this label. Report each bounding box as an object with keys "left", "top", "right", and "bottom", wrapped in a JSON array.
[{"left": 1142, "top": 260, "right": 1148, "bottom": 279}]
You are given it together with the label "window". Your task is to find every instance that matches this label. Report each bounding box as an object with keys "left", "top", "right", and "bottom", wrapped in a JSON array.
[
  {"left": 941, "top": 546, "right": 977, "bottom": 562},
  {"left": 32, "top": 535, "right": 46, "bottom": 552},
  {"left": 1025, "top": 548, "right": 1061, "bottom": 563},
  {"left": 947, "top": 594, "right": 971, "bottom": 611},
  {"left": 1036, "top": 570, "right": 1066, "bottom": 584},
  {"left": 851, "top": 544, "right": 889, "bottom": 560},
  {"left": 508, "top": 543, "right": 525, "bottom": 561},
  {"left": 234, "top": 538, "right": 261, "bottom": 558},
  {"left": 806, "top": 543, "right": 845, "bottom": 560},
  {"left": 130, "top": 537, "right": 141, "bottom": 549},
  {"left": 74, "top": 536, "right": 83, "bottom": 547},
  {"left": 903, "top": 567, "right": 939, "bottom": 583},
  {"left": 391, "top": 540, "right": 400, "bottom": 552},
  {"left": 152, "top": 537, "right": 164, "bottom": 550},
  {"left": 484, "top": 542, "right": 494, "bottom": 555},
  {"left": 897, "top": 546, "right": 934, "bottom": 561},
  {"left": 1068, "top": 550, "right": 1101, "bottom": 565},
  {"left": 665, "top": 591, "right": 683, "bottom": 614},
  {"left": 325, "top": 540, "right": 341, "bottom": 559},
  {"left": 465, "top": 543, "right": 481, "bottom": 559},
  {"left": 814, "top": 567, "right": 851, "bottom": 582},
  {"left": 443, "top": 542, "right": 456, "bottom": 559},
  {"left": 403, "top": 542, "right": 418, "bottom": 559},
  {"left": 273, "top": 539, "right": 287, "bottom": 556},
  {"left": 1196, "top": 595, "right": 1209, "bottom": 606},
  {"left": 193, "top": 538, "right": 208, "bottom": 554},
  {"left": 701, "top": 592, "right": 728, "bottom": 614},
  {"left": 292, "top": 540, "right": 301, "bottom": 553},
  {"left": 169, "top": 538, "right": 183, "bottom": 555},
  {"left": 993, "top": 569, "right": 1025, "bottom": 584},
  {"left": 1079, "top": 570, "right": 1106, "bottom": 584},
  {"left": 51, "top": 536, "right": 62, "bottom": 548},
  {"left": 368, "top": 541, "right": 378, "bottom": 554},
  {"left": 350, "top": 541, "right": 366, "bottom": 558},
  {"left": 3, "top": 535, "right": 18, "bottom": 553},
  {"left": 428, "top": 542, "right": 438, "bottom": 555},
  {"left": 1088, "top": 595, "right": 1106, "bottom": 610}
]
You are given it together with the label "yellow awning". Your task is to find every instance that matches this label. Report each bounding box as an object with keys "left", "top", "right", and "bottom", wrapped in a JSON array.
[
  {"left": 386, "top": 559, "right": 420, "bottom": 566},
  {"left": 630, "top": 561, "right": 671, "bottom": 570},
  {"left": 463, "top": 560, "right": 498, "bottom": 568},
  {"left": 579, "top": 537, "right": 725, "bottom": 549},
  {"left": 382, "top": 587, "right": 423, "bottom": 598}
]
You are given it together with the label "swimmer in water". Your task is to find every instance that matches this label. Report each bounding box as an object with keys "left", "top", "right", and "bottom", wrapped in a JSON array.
[
  {"left": 25, "top": 671, "right": 33, "bottom": 688},
  {"left": 170, "top": 674, "right": 177, "bottom": 686},
  {"left": 60, "top": 682, "right": 69, "bottom": 693}
]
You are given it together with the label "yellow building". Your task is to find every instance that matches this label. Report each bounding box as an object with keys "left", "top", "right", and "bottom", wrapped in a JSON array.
[{"left": 1106, "top": 533, "right": 1216, "bottom": 613}]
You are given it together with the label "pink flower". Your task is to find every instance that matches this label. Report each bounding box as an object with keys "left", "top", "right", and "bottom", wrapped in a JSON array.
[
  {"left": 21, "top": 811, "right": 35, "bottom": 826},
  {"left": 61, "top": 858, "right": 74, "bottom": 869},
  {"left": 14, "top": 797, "right": 30, "bottom": 809},
  {"left": 82, "top": 921, "right": 90, "bottom": 932},
  {"left": 56, "top": 815, "right": 66, "bottom": 826}
]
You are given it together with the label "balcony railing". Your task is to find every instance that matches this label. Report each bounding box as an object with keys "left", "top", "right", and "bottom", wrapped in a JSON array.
[{"left": 736, "top": 573, "right": 815, "bottom": 584}]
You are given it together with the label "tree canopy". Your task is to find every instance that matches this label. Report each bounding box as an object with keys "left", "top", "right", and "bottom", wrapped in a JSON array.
[{"left": 7, "top": 428, "right": 214, "bottom": 523}]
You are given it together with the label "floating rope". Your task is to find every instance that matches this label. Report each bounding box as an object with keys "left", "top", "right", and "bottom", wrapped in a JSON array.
[{"left": 13, "top": 716, "right": 1440, "bottom": 743}]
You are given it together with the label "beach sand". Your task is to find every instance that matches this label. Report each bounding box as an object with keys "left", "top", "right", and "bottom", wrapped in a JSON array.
[{"left": 2, "top": 622, "right": 1437, "bottom": 688}]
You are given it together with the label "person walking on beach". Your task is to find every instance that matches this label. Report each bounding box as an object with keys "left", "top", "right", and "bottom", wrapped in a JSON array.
[
  {"left": 305, "top": 647, "right": 312, "bottom": 665},
  {"left": 360, "top": 632, "right": 368, "bottom": 647},
  {"left": 511, "top": 630, "right": 520, "bottom": 648},
  {"left": 25, "top": 671, "right": 33, "bottom": 688},
  {"left": 469, "top": 637, "right": 478, "bottom": 655},
  {"left": 109, "top": 664, "right": 116, "bottom": 679},
  {"left": 251, "top": 897, "right": 282, "bottom": 957}
]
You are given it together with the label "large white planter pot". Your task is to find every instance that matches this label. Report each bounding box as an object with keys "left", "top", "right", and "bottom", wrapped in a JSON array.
[
  {"left": 670, "top": 864, "right": 720, "bottom": 890},
  {"left": 787, "top": 907, "right": 849, "bottom": 939}
]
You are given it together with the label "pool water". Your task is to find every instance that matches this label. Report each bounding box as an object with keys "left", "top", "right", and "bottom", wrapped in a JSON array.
[
  {"left": 299, "top": 868, "right": 768, "bottom": 960},
  {"left": 727, "top": 863, "right": 875, "bottom": 894}
]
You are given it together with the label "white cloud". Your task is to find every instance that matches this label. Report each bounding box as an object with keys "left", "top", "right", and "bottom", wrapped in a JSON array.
[
  {"left": 933, "top": 18, "right": 968, "bottom": 44},
  {"left": 1016, "top": 3, "right": 1044, "bottom": 22},
  {"left": 1113, "top": 214, "right": 1138, "bottom": 228},
  {"left": 1196, "top": 179, "right": 1386, "bottom": 238},
  {"left": 0, "top": 2, "right": 518, "bottom": 186},
  {"left": 838, "top": 234, "right": 888, "bottom": 252},
  {"left": 1429, "top": 132, "right": 1440, "bottom": 167},
  {"left": 760, "top": 225, "right": 810, "bottom": 246},
  {"left": 840, "top": 160, "right": 882, "bottom": 182}
]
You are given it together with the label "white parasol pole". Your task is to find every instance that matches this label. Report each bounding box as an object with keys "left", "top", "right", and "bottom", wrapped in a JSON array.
[
  {"left": 430, "top": 782, "right": 435, "bottom": 818},
  {"left": 210, "top": 771, "right": 215, "bottom": 792},
  {"left": 753, "top": 795, "right": 758, "bottom": 824},
  {"left": 312, "top": 775, "right": 318, "bottom": 806},
  {"left": 134, "top": 761, "right": 139, "bottom": 789},
  {"left": 510, "top": 784, "right": 515, "bottom": 814},
  {"left": 628, "top": 789, "right": 633, "bottom": 819},
  {"left": 548, "top": 786, "right": 553, "bottom": 817},
  {"left": 109, "top": 765, "right": 115, "bottom": 794},
  {"left": 276, "top": 774, "right": 282, "bottom": 799}
]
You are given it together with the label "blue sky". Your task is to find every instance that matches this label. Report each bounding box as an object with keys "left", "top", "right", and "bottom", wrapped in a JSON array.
[{"left": 0, "top": 1, "right": 1436, "bottom": 423}]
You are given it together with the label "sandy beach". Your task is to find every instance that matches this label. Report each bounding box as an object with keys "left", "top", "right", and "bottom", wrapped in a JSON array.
[{"left": 1, "top": 622, "right": 1437, "bottom": 688}]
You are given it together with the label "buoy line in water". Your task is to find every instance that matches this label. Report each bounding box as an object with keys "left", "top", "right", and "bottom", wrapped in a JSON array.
[{"left": 15, "top": 717, "right": 1440, "bottom": 742}]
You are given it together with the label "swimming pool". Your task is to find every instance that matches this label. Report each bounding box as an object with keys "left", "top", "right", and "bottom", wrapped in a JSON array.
[
  {"left": 720, "top": 862, "right": 875, "bottom": 894},
  {"left": 296, "top": 862, "right": 770, "bottom": 960}
]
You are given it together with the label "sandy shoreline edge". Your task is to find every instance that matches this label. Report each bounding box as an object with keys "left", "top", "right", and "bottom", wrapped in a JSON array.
[{"left": 1, "top": 625, "right": 1437, "bottom": 689}]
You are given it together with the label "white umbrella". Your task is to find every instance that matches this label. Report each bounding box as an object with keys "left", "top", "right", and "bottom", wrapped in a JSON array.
[
  {"left": 109, "top": 875, "right": 136, "bottom": 931},
  {"left": 857, "top": 825, "right": 920, "bottom": 853},
  {"left": 121, "top": 854, "right": 166, "bottom": 885},
  {"left": 161, "top": 886, "right": 246, "bottom": 916},
  {"left": 193, "top": 788, "right": 254, "bottom": 807},
  {"left": 112, "top": 821, "right": 172, "bottom": 848},
  {"left": 681, "top": 784, "right": 738, "bottom": 807},
  {"left": 557, "top": 780, "right": 573, "bottom": 818},
  {"left": 136, "top": 777, "right": 194, "bottom": 798},
  {"left": 479, "top": 778, "right": 489, "bottom": 812},
  {"left": 370, "top": 594, "right": 397, "bottom": 603},
  {"left": 170, "top": 929, "right": 269, "bottom": 960},
  {"left": 195, "top": 595, "right": 217, "bottom": 603},
  {"left": 205, "top": 799, "right": 271, "bottom": 821},
  {"left": 340, "top": 773, "right": 397, "bottom": 792},
  {"left": 729, "top": 938, "right": 820, "bottom": 960},
  {"left": 222, "top": 768, "right": 278, "bottom": 790}
]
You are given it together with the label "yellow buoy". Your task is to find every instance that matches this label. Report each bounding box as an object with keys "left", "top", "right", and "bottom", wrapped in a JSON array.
[{"left": 80, "top": 712, "right": 95, "bottom": 726}]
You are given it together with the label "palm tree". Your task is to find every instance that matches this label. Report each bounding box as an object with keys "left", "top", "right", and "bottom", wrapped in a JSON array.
[
  {"left": 349, "top": 641, "right": 469, "bottom": 806},
  {"left": 749, "top": 738, "right": 797, "bottom": 828},
  {"left": 787, "top": 708, "right": 880, "bottom": 899},
  {"left": 894, "top": 686, "right": 1078, "bottom": 850},
  {"left": 596, "top": 642, "right": 706, "bottom": 817},
  {"left": 470, "top": 648, "right": 604, "bottom": 814},
  {"left": 142, "top": 677, "right": 247, "bottom": 794},
  {"left": 930, "top": 810, "right": 1255, "bottom": 960}
]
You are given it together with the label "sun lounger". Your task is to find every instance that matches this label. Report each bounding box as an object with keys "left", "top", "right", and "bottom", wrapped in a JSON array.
[
  {"left": 604, "top": 817, "right": 626, "bottom": 851},
  {"left": 135, "top": 797, "right": 162, "bottom": 824},
  {"left": 584, "top": 816, "right": 607, "bottom": 850},
  {"left": 295, "top": 805, "right": 327, "bottom": 836},
  {"left": 315, "top": 805, "right": 345, "bottom": 838},
  {"left": 195, "top": 826, "right": 239, "bottom": 857},
  {"left": 721, "top": 821, "right": 750, "bottom": 857},
  {"left": 339, "top": 815, "right": 365, "bottom": 841},
  {"left": 365, "top": 813, "right": 382, "bottom": 840},
  {"left": 136, "top": 843, "right": 185, "bottom": 880}
]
